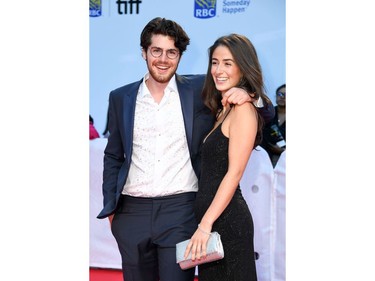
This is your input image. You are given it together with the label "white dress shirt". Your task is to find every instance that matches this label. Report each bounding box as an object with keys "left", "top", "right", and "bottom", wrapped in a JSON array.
[{"left": 122, "top": 74, "right": 198, "bottom": 197}]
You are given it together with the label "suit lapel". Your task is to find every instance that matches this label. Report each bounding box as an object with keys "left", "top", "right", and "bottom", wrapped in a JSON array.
[
  {"left": 176, "top": 75, "right": 194, "bottom": 154},
  {"left": 122, "top": 80, "right": 142, "bottom": 165}
]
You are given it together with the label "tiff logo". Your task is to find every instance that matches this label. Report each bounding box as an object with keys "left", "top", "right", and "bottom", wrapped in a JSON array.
[{"left": 116, "top": 0, "right": 142, "bottom": 14}]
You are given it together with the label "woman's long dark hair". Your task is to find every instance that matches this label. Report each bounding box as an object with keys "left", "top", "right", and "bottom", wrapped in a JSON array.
[{"left": 202, "top": 34, "right": 272, "bottom": 147}]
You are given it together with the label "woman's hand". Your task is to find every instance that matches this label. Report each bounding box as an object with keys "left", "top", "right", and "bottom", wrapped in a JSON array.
[{"left": 184, "top": 224, "right": 212, "bottom": 261}]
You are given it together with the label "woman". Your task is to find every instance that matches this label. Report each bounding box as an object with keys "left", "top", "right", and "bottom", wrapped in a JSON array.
[{"left": 184, "top": 34, "right": 271, "bottom": 280}]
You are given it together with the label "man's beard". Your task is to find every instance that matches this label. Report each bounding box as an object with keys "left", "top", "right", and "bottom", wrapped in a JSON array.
[
  {"left": 150, "top": 71, "right": 175, "bottom": 83},
  {"left": 147, "top": 60, "right": 178, "bottom": 84}
]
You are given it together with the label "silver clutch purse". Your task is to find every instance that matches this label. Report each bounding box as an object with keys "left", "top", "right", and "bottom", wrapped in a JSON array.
[{"left": 176, "top": 231, "right": 224, "bottom": 270}]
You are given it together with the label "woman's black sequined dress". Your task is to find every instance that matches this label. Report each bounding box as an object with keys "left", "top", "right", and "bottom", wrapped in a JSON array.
[{"left": 194, "top": 123, "right": 257, "bottom": 281}]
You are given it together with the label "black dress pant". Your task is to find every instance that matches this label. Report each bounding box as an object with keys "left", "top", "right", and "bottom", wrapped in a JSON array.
[{"left": 111, "top": 192, "right": 197, "bottom": 281}]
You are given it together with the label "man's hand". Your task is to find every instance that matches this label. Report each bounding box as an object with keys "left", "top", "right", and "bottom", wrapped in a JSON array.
[
  {"left": 108, "top": 214, "right": 114, "bottom": 226},
  {"left": 221, "top": 87, "right": 256, "bottom": 107}
]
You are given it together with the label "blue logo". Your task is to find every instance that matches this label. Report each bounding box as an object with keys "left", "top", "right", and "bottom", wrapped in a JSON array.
[
  {"left": 194, "top": 0, "right": 217, "bottom": 19},
  {"left": 90, "top": 0, "right": 102, "bottom": 17}
]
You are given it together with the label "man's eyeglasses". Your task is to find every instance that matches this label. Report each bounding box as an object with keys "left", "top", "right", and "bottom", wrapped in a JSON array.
[
  {"left": 149, "top": 47, "right": 179, "bottom": 59},
  {"left": 276, "top": 92, "right": 286, "bottom": 97}
]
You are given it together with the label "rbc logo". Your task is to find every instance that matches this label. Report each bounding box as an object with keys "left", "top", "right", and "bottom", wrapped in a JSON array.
[
  {"left": 194, "top": 0, "right": 216, "bottom": 19},
  {"left": 89, "top": 0, "right": 102, "bottom": 17}
]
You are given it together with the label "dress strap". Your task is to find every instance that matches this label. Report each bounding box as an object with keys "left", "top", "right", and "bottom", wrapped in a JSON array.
[
  {"left": 204, "top": 107, "right": 232, "bottom": 144},
  {"left": 221, "top": 107, "right": 232, "bottom": 124}
]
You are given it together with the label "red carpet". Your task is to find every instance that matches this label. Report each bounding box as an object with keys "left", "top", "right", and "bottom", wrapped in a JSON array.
[
  {"left": 90, "top": 268, "right": 198, "bottom": 281},
  {"left": 90, "top": 268, "right": 123, "bottom": 281}
]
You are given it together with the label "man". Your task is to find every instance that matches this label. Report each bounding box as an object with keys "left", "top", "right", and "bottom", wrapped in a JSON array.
[
  {"left": 97, "top": 17, "right": 274, "bottom": 281},
  {"left": 261, "top": 83, "right": 286, "bottom": 167}
]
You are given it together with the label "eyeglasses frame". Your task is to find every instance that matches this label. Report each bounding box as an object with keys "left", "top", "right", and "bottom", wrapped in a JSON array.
[{"left": 148, "top": 47, "right": 180, "bottom": 59}]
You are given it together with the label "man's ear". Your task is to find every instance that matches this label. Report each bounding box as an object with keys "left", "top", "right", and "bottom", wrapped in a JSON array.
[{"left": 141, "top": 49, "right": 147, "bottom": 60}]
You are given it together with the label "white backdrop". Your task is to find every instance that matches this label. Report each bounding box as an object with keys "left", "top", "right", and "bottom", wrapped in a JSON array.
[{"left": 90, "top": 0, "right": 286, "bottom": 134}]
